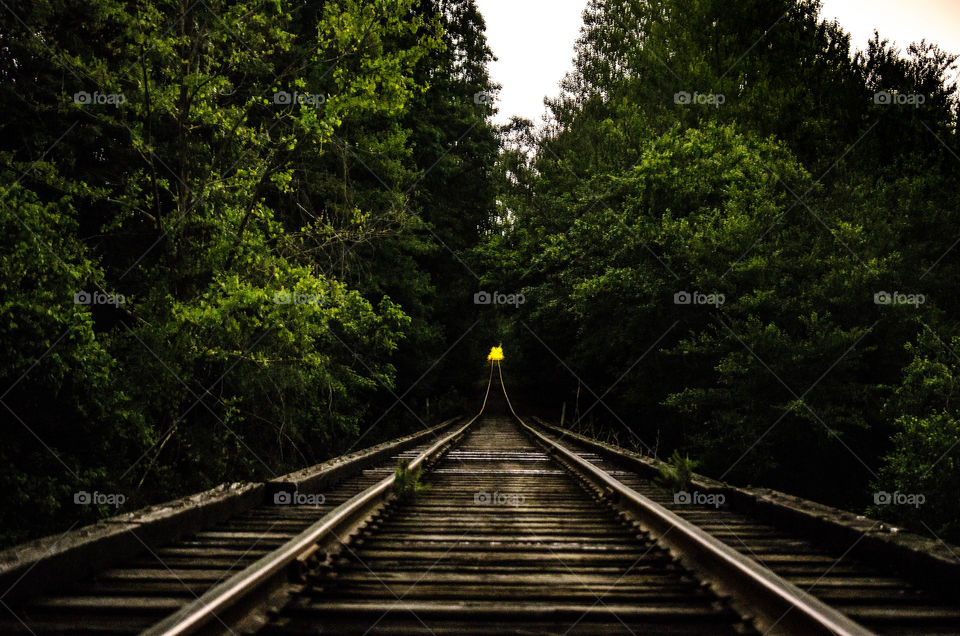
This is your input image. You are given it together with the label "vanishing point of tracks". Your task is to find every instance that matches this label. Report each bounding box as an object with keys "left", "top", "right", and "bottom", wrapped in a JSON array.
[{"left": 2, "top": 368, "right": 959, "bottom": 634}]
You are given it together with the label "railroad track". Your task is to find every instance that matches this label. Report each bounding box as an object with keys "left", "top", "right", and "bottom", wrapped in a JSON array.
[
  {"left": 527, "top": 420, "right": 960, "bottom": 635},
  {"left": 2, "top": 363, "right": 959, "bottom": 634},
  {"left": 259, "top": 413, "right": 749, "bottom": 635},
  {"left": 0, "top": 421, "right": 460, "bottom": 635}
]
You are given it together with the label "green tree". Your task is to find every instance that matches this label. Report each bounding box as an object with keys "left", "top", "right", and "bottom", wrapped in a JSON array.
[{"left": 0, "top": 0, "right": 485, "bottom": 546}]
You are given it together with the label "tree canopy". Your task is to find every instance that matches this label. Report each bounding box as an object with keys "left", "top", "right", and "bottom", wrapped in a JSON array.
[
  {"left": 1, "top": 0, "right": 958, "bottom": 548},
  {"left": 487, "top": 0, "right": 960, "bottom": 541}
]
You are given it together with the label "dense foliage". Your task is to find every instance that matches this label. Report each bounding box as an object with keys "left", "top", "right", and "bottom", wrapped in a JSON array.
[
  {"left": 487, "top": 0, "right": 960, "bottom": 540},
  {"left": 0, "top": 0, "right": 497, "bottom": 547},
  {"left": 3, "top": 0, "right": 958, "bottom": 550}
]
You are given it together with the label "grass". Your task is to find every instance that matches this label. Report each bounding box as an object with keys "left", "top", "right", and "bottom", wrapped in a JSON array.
[{"left": 393, "top": 458, "right": 429, "bottom": 502}]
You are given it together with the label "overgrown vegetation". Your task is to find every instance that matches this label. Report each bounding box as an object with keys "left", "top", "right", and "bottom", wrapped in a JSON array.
[
  {"left": 654, "top": 450, "right": 699, "bottom": 494},
  {"left": 393, "top": 458, "right": 429, "bottom": 502}
]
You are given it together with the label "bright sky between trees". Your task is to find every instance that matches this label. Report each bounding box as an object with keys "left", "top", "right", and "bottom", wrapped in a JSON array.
[{"left": 474, "top": 0, "right": 960, "bottom": 125}]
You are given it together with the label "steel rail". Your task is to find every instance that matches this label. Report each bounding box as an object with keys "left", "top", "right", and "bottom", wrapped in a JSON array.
[
  {"left": 495, "top": 364, "right": 875, "bottom": 636},
  {"left": 143, "top": 365, "right": 495, "bottom": 636}
]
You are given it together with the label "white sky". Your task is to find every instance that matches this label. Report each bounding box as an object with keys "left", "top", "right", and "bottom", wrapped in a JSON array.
[{"left": 474, "top": 0, "right": 960, "bottom": 125}]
